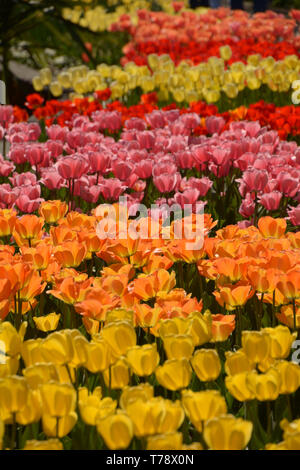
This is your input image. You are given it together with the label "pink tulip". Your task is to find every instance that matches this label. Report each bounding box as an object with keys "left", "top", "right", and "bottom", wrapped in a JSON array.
[
  {"left": 15, "top": 195, "right": 44, "bottom": 213},
  {"left": 277, "top": 172, "right": 299, "bottom": 198},
  {"left": 153, "top": 172, "right": 181, "bottom": 193},
  {"left": 125, "top": 118, "right": 147, "bottom": 131},
  {"left": 205, "top": 116, "right": 225, "bottom": 135},
  {"left": 146, "top": 111, "right": 167, "bottom": 128},
  {"left": 100, "top": 178, "right": 126, "bottom": 201},
  {"left": 173, "top": 188, "right": 200, "bottom": 208},
  {"left": 287, "top": 205, "right": 300, "bottom": 226},
  {"left": 46, "top": 125, "right": 69, "bottom": 141},
  {"left": 57, "top": 154, "right": 89, "bottom": 180},
  {"left": 0, "top": 106, "right": 14, "bottom": 126},
  {"left": 88, "top": 151, "right": 111, "bottom": 174},
  {"left": 112, "top": 160, "right": 134, "bottom": 180},
  {"left": 9, "top": 172, "right": 37, "bottom": 187},
  {"left": 134, "top": 159, "right": 153, "bottom": 179},
  {"left": 259, "top": 191, "right": 282, "bottom": 211},
  {"left": 136, "top": 131, "right": 155, "bottom": 149},
  {"left": 40, "top": 168, "right": 66, "bottom": 190},
  {"left": 240, "top": 169, "right": 268, "bottom": 193},
  {"left": 239, "top": 194, "right": 255, "bottom": 218}
]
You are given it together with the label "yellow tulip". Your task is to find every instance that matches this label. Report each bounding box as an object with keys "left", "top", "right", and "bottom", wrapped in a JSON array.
[
  {"left": 84, "top": 338, "right": 112, "bottom": 373},
  {"left": 0, "top": 375, "right": 29, "bottom": 420},
  {"left": 126, "top": 397, "right": 167, "bottom": 437},
  {"left": 39, "top": 382, "right": 76, "bottom": 417},
  {"left": 219, "top": 45, "right": 232, "bottom": 61},
  {"left": 96, "top": 410, "right": 133, "bottom": 450},
  {"left": 126, "top": 344, "right": 159, "bottom": 376},
  {"left": 79, "top": 396, "right": 116, "bottom": 426},
  {"left": 120, "top": 383, "right": 154, "bottom": 410},
  {"left": 42, "top": 412, "right": 77, "bottom": 438},
  {"left": 242, "top": 330, "right": 271, "bottom": 364},
  {"left": 225, "top": 350, "right": 254, "bottom": 375},
  {"left": 41, "top": 331, "right": 74, "bottom": 365},
  {"left": 155, "top": 358, "right": 192, "bottom": 391},
  {"left": 181, "top": 389, "right": 227, "bottom": 432},
  {"left": 188, "top": 311, "right": 212, "bottom": 346},
  {"left": 273, "top": 360, "right": 300, "bottom": 394},
  {"left": 103, "top": 357, "right": 130, "bottom": 389},
  {"left": 163, "top": 334, "right": 194, "bottom": 360},
  {"left": 191, "top": 349, "right": 221, "bottom": 382},
  {"left": 0, "top": 321, "right": 23, "bottom": 357},
  {"left": 33, "top": 313, "right": 61, "bottom": 332},
  {"left": 101, "top": 320, "right": 136, "bottom": 356},
  {"left": 246, "top": 368, "right": 281, "bottom": 401},
  {"left": 262, "top": 326, "right": 297, "bottom": 359},
  {"left": 0, "top": 356, "right": 19, "bottom": 378},
  {"left": 225, "top": 372, "right": 255, "bottom": 402},
  {"left": 203, "top": 414, "right": 253, "bottom": 450},
  {"left": 16, "top": 389, "right": 42, "bottom": 425},
  {"left": 156, "top": 399, "right": 184, "bottom": 435}
]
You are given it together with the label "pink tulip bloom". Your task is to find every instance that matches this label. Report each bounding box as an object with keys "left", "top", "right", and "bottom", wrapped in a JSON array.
[
  {"left": 57, "top": 154, "right": 89, "bottom": 180},
  {"left": 100, "top": 178, "right": 126, "bottom": 201},
  {"left": 239, "top": 194, "right": 255, "bottom": 218},
  {"left": 125, "top": 117, "right": 147, "bottom": 131},
  {"left": 153, "top": 172, "right": 181, "bottom": 193},
  {"left": 206, "top": 116, "right": 225, "bottom": 135},
  {"left": 287, "top": 205, "right": 300, "bottom": 226},
  {"left": 259, "top": 191, "right": 282, "bottom": 211},
  {"left": 88, "top": 151, "right": 111, "bottom": 174}
]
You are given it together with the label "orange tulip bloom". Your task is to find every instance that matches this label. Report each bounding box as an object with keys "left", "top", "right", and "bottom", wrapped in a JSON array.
[
  {"left": 0, "top": 209, "right": 17, "bottom": 237},
  {"left": 50, "top": 226, "right": 78, "bottom": 246},
  {"left": 38, "top": 200, "right": 68, "bottom": 224},
  {"left": 99, "top": 274, "right": 129, "bottom": 297},
  {"left": 41, "top": 260, "right": 61, "bottom": 283},
  {"left": 47, "top": 277, "right": 93, "bottom": 305},
  {"left": 276, "top": 271, "right": 300, "bottom": 301},
  {"left": 277, "top": 305, "right": 300, "bottom": 329},
  {"left": 21, "top": 244, "right": 52, "bottom": 271},
  {"left": 286, "top": 232, "right": 300, "bottom": 249},
  {"left": 214, "top": 284, "right": 254, "bottom": 311},
  {"left": 13, "top": 215, "right": 44, "bottom": 247},
  {"left": 143, "top": 253, "right": 173, "bottom": 274},
  {"left": 75, "top": 288, "right": 120, "bottom": 321},
  {"left": 101, "top": 263, "right": 135, "bottom": 280},
  {"left": 213, "top": 257, "right": 249, "bottom": 284},
  {"left": 211, "top": 314, "right": 236, "bottom": 342},
  {"left": 52, "top": 268, "right": 89, "bottom": 286},
  {"left": 247, "top": 267, "right": 280, "bottom": 294},
  {"left": 77, "top": 231, "right": 106, "bottom": 258},
  {"left": 19, "top": 272, "right": 46, "bottom": 302},
  {"left": 134, "top": 304, "right": 163, "bottom": 329},
  {"left": 107, "top": 237, "right": 140, "bottom": 258},
  {"left": 197, "top": 260, "right": 218, "bottom": 280},
  {"left": 132, "top": 269, "right": 176, "bottom": 301},
  {"left": 156, "top": 288, "right": 203, "bottom": 318},
  {"left": 62, "top": 211, "right": 97, "bottom": 230},
  {"left": 265, "top": 252, "right": 295, "bottom": 272},
  {"left": 258, "top": 217, "right": 286, "bottom": 239},
  {"left": 164, "top": 240, "right": 205, "bottom": 264},
  {"left": 54, "top": 241, "right": 87, "bottom": 268}
]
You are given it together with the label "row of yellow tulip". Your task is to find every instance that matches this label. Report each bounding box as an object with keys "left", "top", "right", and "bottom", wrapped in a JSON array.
[{"left": 32, "top": 52, "right": 300, "bottom": 103}]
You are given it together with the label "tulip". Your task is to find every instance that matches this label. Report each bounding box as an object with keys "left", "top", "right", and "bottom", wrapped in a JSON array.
[
  {"left": 101, "top": 320, "right": 136, "bottom": 356},
  {"left": 120, "top": 384, "right": 154, "bottom": 410},
  {"left": 191, "top": 349, "right": 221, "bottom": 382},
  {"left": 225, "top": 350, "right": 254, "bottom": 375},
  {"left": 0, "top": 376, "right": 29, "bottom": 421},
  {"left": 23, "top": 363, "right": 59, "bottom": 389},
  {"left": 126, "top": 344, "right": 159, "bottom": 376},
  {"left": 103, "top": 357, "right": 130, "bottom": 389},
  {"left": 42, "top": 412, "right": 77, "bottom": 438},
  {"left": 41, "top": 331, "right": 74, "bottom": 365},
  {"left": 38, "top": 200, "right": 68, "bottom": 224},
  {"left": 246, "top": 368, "right": 281, "bottom": 401},
  {"left": 33, "top": 313, "right": 61, "bottom": 332},
  {"left": 163, "top": 334, "right": 194, "bottom": 360},
  {"left": 84, "top": 339, "right": 112, "bottom": 373},
  {"left": 155, "top": 358, "right": 192, "bottom": 391},
  {"left": 273, "top": 361, "right": 300, "bottom": 394},
  {"left": 241, "top": 331, "right": 271, "bottom": 364},
  {"left": 203, "top": 414, "right": 253, "bottom": 450},
  {"left": 40, "top": 382, "right": 76, "bottom": 417},
  {"left": 225, "top": 373, "right": 255, "bottom": 402},
  {"left": 262, "top": 326, "right": 297, "bottom": 359},
  {"left": 181, "top": 390, "right": 227, "bottom": 432},
  {"left": 79, "top": 396, "right": 116, "bottom": 426},
  {"left": 211, "top": 314, "right": 235, "bottom": 342},
  {"left": 21, "top": 338, "right": 45, "bottom": 367},
  {"left": 57, "top": 154, "right": 89, "bottom": 180},
  {"left": 96, "top": 411, "right": 133, "bottom": 450},
  {"left": 16, "top": 389, "right": 42, "bottom": 425}
]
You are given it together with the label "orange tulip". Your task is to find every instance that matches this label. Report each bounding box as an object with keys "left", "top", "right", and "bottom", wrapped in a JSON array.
[
  {"left": 39, "top": 200, "right": 68, "bottom": 224},
  {"left": 13, "top": 215, "right": 44, "bottom": 247},
  {"left": 54, "top": 241, "right": 87, "bottom": 268},
  {"left": 21, "top": 244, "right": 52, "bottom": 271},
  {"left": 50, "top": 226, "right": 77, "bottom": 245},
  {"left": 247, "top": 267, "right": 280, "bottom": 294},
  {"left": 214, "top": 284, "right": 254, "bottom": 311},
  {"left": 77, "top": 231, "right": 105, "bottom": 258},
  {"left": 211, "top": 314, "right": 236, "bottom": 342},
  {"left": 213, "top": 257, "right": 249, "bottom": 284},
  {"left": 132, "top": 269, "right": 176, "bottom": 301},
  {"left": 134, "top": 304, "right": 163, "bottom": 329},
  {"left": 0, "top": 209, "right": 17, "bottom": 237},
  {"left": 19, "top": 271, "right": 46, "bottom": 302},
  {"left": 258, "top": 217, "right": 286, "bottom": 239},
  {"left": 47, "top": 277, "right": 93, "bottom": 305},
  {"left": 143, "top": 253, "right": 173, "bottom": 274},
  {"left": 155, "top": 289, "right": 203, "bottom": 318},
  {"left": 75, "top": 289, "right": 120, "bottom": 321},
  {"left": 277, "top": 271, "right": 300, "bottom": 300},
  {"left": 277, "top": 304, "right": 300, "bottom": 329}
]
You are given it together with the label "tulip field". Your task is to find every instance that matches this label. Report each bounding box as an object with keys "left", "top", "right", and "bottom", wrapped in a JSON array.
[{"left": 1, "top": 0, "right": 300, "bottom": 452}]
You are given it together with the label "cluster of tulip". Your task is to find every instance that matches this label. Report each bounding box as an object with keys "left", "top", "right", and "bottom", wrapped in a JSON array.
[
  {"left": 61, "top": 0, "right": 189, "bottom": 34},
  {"left": 0, "top": 104, "right": 299, "bottom": 228},
  {"left": 32, "top": 48, "right": 300, "bottom": 105},
  {"left": 0, "top": 203, "right": 299, "bottom": 450}
]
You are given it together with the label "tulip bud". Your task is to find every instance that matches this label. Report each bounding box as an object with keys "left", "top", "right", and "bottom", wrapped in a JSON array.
[
  {"left": 191, "top": 349, "right": 221, "bottom": 382},
  {"left": 163, "top": 334, "right": 194, "bottom": 360},
  {"left": 103, "top": 358, "right": 130, "bottom": 389},
  {"left": 126, "top": 344, "right": 159, "bottom": 376},
  {"left": 0, "top": 376, "right": 29, "bottom": 420},
  {"left": 242, "top": 331, "right": 271, "bottom": 364},
  {"left": 155, "top": 358, "right": 192, "bottom": 391},
  {"left": 33, "top": 313, "right": 61, "bottom": 332}
]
